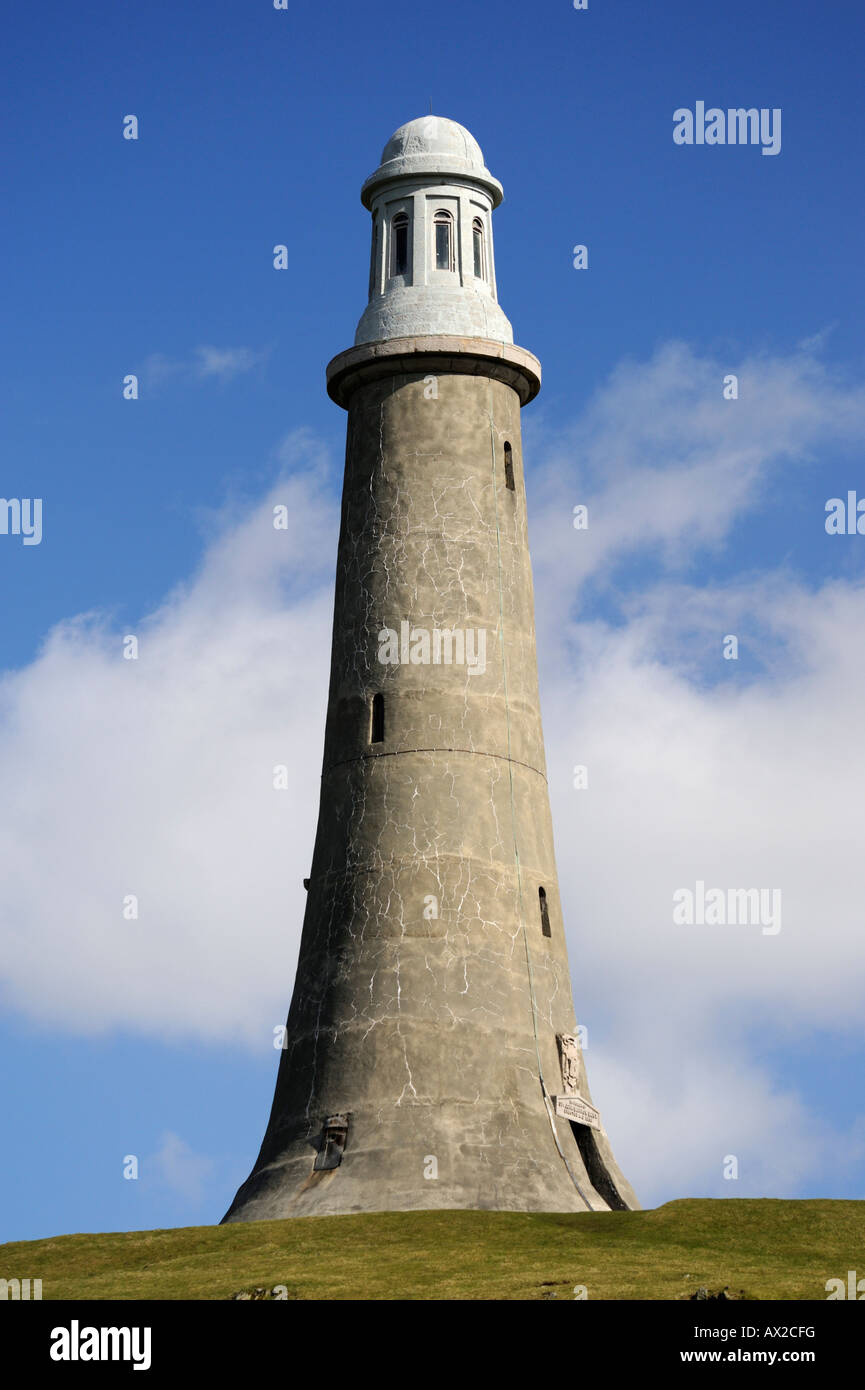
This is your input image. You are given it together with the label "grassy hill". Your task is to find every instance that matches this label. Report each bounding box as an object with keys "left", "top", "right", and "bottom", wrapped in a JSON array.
[{"left": 2, "top": 1199, "right": 861, "bottom": 1300}]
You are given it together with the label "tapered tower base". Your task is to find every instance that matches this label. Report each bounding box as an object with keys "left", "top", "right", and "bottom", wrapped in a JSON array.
[{"left": 223, "top": 340, "right": 638, "bottom": 1224}]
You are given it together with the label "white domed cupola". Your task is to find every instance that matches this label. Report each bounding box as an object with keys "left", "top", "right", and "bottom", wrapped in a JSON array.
[{"left": 355, "top": 115, "right": 514, "bottom": 346}]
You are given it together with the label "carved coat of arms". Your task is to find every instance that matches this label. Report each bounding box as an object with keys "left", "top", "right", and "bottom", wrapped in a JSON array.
[{"left": 558, "top": 1034, "right": 582, "bottom": 1095}]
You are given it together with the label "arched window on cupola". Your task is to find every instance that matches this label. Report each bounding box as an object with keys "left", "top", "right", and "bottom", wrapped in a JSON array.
[
  {"left": 390, "top": 212, "right": 409, "bottom": 278},
  {"left": 472, "top": 217, "right": 486, "bottom": 280},
  {"left": 433, "top": 210, "right": 454, "bottom": 272}
]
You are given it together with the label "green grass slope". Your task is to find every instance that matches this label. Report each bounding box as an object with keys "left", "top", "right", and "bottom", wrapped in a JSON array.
[{"left": 2, "top": 1200, "right": 862, "bottom": 1301}]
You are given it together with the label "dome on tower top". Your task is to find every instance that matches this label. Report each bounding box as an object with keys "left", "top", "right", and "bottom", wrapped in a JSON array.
[
  {"left": 360, "top": 114, "right": 503, "bottom": 209},
  {"left": 380, "top": 116, "right": 485, "bottom": 169}
]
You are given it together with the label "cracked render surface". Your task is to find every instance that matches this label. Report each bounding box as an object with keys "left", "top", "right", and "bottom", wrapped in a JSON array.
[{"left": 223, "top": 354, "right": 638, "bottom": 1222}]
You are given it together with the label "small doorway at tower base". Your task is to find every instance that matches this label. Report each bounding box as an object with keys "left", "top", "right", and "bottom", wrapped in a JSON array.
[{"left": 569, "top": 1122, "right": 629, "bottom": 1211}]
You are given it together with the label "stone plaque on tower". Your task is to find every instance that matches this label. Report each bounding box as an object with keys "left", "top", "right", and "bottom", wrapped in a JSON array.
[{"left": 554, "top": 1032, "right": 602, "bottom": 1130}]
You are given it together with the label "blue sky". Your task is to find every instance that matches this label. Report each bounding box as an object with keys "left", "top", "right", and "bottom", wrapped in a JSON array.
[{"left": 1, "top": 0, "right": 864, "bottom": 1242}]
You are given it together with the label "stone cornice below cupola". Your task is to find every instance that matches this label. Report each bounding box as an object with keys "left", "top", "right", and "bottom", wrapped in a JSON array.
[{"left": 326, "top": 335, "right": 542, "bottom": 409}]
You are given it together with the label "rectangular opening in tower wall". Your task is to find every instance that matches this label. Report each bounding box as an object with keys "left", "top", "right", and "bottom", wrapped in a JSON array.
[
  {"left": 313, "top": 1115, "right": 349, "bottom": 1172},
  {"left": 504, "top": 441, "right": 515, "bottom": 490},
  {"left": 539, "top": 887, "right": 551, "bottom": 936}
]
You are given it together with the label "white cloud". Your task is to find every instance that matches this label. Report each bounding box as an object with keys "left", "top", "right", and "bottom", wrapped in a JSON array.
[
  {"left": 541, "top": 572, "right": 865, "bottom": 1200},
  {"left": 141, "top": 344, "right": 267, "bottom": 388},
  {"left": 0, "top": 454, "right": 338, "bottom": 1044},
  {"left": 141, "top": 1132, "right": 214, "bottom": 1203},
  {"left": 526, "top": 340, "right": 865, "bottom": 630},
  {"left": 1, "top": 344, "right": 864, "bottom": 1203},
  {"left": 193, "top": 345, "right": 266, "bottom": 381}
]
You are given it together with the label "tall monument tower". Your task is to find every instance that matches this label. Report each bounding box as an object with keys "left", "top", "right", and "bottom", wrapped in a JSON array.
[{"left": 224, "top": 117, "right": 638, "bottom": 1221}]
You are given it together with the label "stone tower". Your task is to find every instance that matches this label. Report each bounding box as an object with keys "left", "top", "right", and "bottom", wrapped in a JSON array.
[{"left": 223, "top": 116, "right": 638, "bottom": 1222}]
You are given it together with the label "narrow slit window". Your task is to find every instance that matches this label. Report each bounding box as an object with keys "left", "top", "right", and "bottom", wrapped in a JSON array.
[
  {"left": 433, "top": 210, "right": 454, "bottom": 271},
  {"left": 472, "top": 217, "right": 486, "bottom": 279},
  {"left": 390, "top": 213, "right": 409, "bottom": 277},
  {"left": 371, "top": 693, "right": 385, "bottom": 744},
  {"left": 504, "top": 441, "right": 515, "bottom": 491},
  {"left": 539, "top": 886, "right": 551, "bottom": 937}
]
